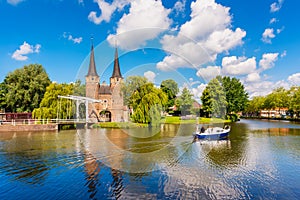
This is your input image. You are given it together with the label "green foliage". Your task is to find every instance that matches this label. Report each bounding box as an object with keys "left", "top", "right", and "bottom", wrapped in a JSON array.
[
  {"left": 121, "top": 76, "right": 148, "bottom": 106},
  {"left": 176, "top": 87, "right": 194, "bottom": 115},
  {"left": 245, "top": 86, "right": 300, "bottom": 119},
  {"left": 73, "top": 80, "right": 86, "bottom": 96},
  {"left": 0, "top": 82, "right": 6, "bottom": 109},
  {"left": 289, "top": 86, "right": 300, "bottom": 118},
  {"left": 32, "top": 82, "right": 75, "bottom": 119},
  {"left": 2, "top": 64, "right": 51, "bottom": 112},
  {"left": 220, "top": 76, "right": 248, "bottom": 113},
  {"left": 226, "top": 113, "right": 239, "bottom": 122},
  {"left": 160, "top": 79, "right": 179, "bottom": 109},
  {"left": 130, "top": 83, "right": 167, "bottom": 124},
  {"left": 245, "top": 96, "right": 265, "bottom": 115},
  {"left": 201, "top": 76, "right": 248, "bottom": 120},
  {"left": 201, "top": 78, "right": 227, "bottom": 118},
  {"left": 264, "top": 87, "right": 288, "bottom": 110}
]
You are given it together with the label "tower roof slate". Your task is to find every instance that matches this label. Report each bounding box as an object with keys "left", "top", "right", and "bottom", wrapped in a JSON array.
[
  {"left": 111, "top": 48, "right": 122, "bottom": 78},
  {"left": 87, "top": 43, "right": 99, "bottom": 77}
]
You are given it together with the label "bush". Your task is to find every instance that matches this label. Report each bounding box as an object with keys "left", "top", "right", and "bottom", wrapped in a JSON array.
[{"left": 226, "top": 113, "right": 239, "bottom": 122}]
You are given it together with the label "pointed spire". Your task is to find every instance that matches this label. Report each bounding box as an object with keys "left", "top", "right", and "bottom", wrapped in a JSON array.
[
  {"left": 87, "top": 37, "right": 99, "bottom": 77},
  {"left": 111, "top": 47, "right": 122, "bottom": 78}
]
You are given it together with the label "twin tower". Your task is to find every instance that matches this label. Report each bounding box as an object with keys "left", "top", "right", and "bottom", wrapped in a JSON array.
[{"left": 85, "top": 43, "right": 128, "bottom": 122}]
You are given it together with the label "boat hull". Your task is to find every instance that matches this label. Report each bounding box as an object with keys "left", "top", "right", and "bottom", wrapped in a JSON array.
[{"left": 194, "top": 131, "right": 229, "bottom": 140}]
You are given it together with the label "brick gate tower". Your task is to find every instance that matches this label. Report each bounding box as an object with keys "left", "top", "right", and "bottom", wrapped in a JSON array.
[{"left": 85, "top": 43, "right": 128, "bottom": 122}]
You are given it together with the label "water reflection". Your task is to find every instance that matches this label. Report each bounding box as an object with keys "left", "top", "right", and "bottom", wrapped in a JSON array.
[
  {"left": 110, "top": 169, "right": 123, "bottom": 199},
  {"left": 83, "top": 151, "right": 101, "bottom": 199},
  {"left": 0, "top": 120, "right": 300, "bottom": 199},
  {"left": 77, "top": 124, "right": 194, "bottom": 173}
]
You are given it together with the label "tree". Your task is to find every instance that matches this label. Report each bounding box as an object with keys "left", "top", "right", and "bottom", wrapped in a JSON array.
[
  {"left": 32, "top": 82, "right": 75, "bottom": 119},
  {"left": 160, "top": 79, "right": 179, "bottom": 110},
  {"left": 201, "top": 78, "right": 227, "bottom": 118},
  {"left": 0, "top": 82, "right": 6, "bottom": 110},
  {"left": 264, "top": 87, "right": 289, "bottom": 117},
  {"left": 176, "top": 87, "right": 194, "bottom": 116},
  {"left": 73, "top": 80, "right": 86, "bottom": 96},
  {"left": 121, "top": 76, "right": 148, "bottom": 106},
  {"left": 289, "top": 86, "right": 300, "bottom": 118},
  {"left": 130, "top": 83, "right": 167, "bottom": 124},
  {"left": 3, "top": 64, "right": 51, "bottom": 112},
  {"left": 245, "top": 96, "right": 265, "bottom": 117},
  {"left": 220, "top": 76, "right": 248, "bottom": 113}
]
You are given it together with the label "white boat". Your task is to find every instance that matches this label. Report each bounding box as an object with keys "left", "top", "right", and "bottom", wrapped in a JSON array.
[{"left": 193, "top": 125, "right": 230, "bottom": 140}]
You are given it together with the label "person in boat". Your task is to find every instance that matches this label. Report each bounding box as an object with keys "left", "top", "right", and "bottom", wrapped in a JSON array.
[{"left": 200, "top": 126, "right": 205, "bottom": 133}]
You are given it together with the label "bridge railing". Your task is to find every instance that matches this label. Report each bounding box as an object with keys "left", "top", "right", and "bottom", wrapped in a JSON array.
[{"left": 0, "top": 119, "right": 88, "bottom": 125}]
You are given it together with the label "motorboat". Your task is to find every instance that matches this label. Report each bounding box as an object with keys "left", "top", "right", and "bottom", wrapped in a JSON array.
[{"left": 193, "top": 125, "right": 230, "bottom": 140}]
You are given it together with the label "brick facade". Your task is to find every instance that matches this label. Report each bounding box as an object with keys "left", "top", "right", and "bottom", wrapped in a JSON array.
[{"left": 85, "top": 44, "right": 128, "bottom": 122}]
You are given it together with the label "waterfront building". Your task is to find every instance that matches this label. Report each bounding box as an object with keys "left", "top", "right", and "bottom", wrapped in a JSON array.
[
  {"left": 85, "top": 43, "right": 128, "bottom": 122},
  {"left": 260, "top": 108, "right": 288, "bottom": 118}
]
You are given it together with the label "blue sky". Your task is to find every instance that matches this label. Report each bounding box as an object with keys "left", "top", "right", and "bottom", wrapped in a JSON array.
[{"left": 0, "top": 0, "right": 299, "bottom": 99}]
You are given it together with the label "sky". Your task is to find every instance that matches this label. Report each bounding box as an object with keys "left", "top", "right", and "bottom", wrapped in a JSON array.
[{"left": 0, "top": 0, "right": 300, "bottom": 101}]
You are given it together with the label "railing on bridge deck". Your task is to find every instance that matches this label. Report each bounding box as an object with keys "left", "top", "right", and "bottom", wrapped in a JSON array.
[{"left": 0, "top": 119, "right": 89, "bottom": 126}]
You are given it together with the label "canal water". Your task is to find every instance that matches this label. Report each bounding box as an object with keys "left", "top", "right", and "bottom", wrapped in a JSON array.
[{"left": 1, "top": 119, "right": 300, "bottom": 199}]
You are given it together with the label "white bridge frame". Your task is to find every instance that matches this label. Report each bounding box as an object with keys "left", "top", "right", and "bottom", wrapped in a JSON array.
[{"left": 58, "top": 95, "right": 101, "bottom": 123}]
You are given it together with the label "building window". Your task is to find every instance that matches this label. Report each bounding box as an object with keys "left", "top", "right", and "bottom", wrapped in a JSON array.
[{"left": 103, "top": 99, "right": 108, "bottom": 108}]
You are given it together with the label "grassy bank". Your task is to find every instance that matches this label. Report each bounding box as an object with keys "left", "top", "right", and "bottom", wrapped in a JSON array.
[
  {"left": 92, "top": 117, "right": 230, "bottom": 129},
  {"left": 162, "top": 116, "right": 230, "bottom": 124},
  {"left": 93, "top": 122, "right": 148, "bottom": 129}
]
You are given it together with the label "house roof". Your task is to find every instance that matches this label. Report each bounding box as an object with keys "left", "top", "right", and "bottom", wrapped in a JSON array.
[{"left": 99, "top": 85, "right": 111, "bottom": 94}]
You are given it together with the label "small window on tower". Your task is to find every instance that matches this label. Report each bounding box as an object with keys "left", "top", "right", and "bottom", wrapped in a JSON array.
[{"left": 91, "top": 77, "right": 94, "bottom": 81}]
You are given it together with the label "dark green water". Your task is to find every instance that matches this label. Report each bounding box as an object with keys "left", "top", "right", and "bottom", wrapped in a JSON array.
[{"left": 0, "top": 119, "right": 300, "bottom": 199}]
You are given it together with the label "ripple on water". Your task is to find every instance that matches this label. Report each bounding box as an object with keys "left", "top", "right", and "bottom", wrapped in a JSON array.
[{"left": 1, "top": 123, "right": 300, "bottom": 199}]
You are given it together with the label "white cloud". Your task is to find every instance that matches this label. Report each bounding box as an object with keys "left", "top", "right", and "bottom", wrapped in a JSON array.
[
  {"left": 276, "top": 26, "right": 284, "bottom": 34},
  {"left": 281, "top": 50, "right": 287, "bottom": 58},
  {"left": 245, "top": 80, "right": 289, "bottom": 98},
  {"left": 63, "top": 32, "right": 83, "bottom": 44},
  {"left": 156, "top": 0, "right": 246, "bottom": 71},
  {"left": 270, "top": 0, "right": 284, "bottom": 13},
  {"left": 269, "top": 18, "right": 278, "bottom": 24},
  {"left": 78, "top": 0, "right": 84, "bottom": 5},
  {"left": 196, "top": 66, "right": 221, "bottom": 81},
  {"left": 246, "top": 72, "right": 260, "bottom": 82},
  {"left": 188, "top": 78, "right": 201, "bottom": 86},
  {"left": 144, "top": 71, "right": 156, "bottom": 83},
  {"left": 12, "top": 41, "right": 41, "bottom": 61},
  {"left": 174, "top": 0, "right": 186, "bottom": 14},
  {"left": 157, "top": 54, "right": 191, "bottom": 71},
  {"left": 7, "top": 0, "right": 24, "bottom": 5},
  {"left": 88, "top": 0, "right": 131, "bottom": 24},
  {"left": 262, "top": 28, "right": 275, "bottom": 43},
  {"left": 191, "top": 83, "right": 207, "bottom": 100},
  {"left": 107, "top": 0, "right": 171, "bottom": 50},
  {"left": 222, "top": 56, "right": 256, "bottom": 76},
  {"left": 157, "top": 37, "right": 217, "bottom": 70},
  {"left": 204, "top": 28, "right": 246, "bottom": 53},
  {"left": 288, "top": 73, "right": 300, "bottom": 85},
  {"left": 259, "top": 53, "right": 279, "bottom": 70},
  {"left": 180, "top": 0, "right": 231, "bottom": 40}
]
